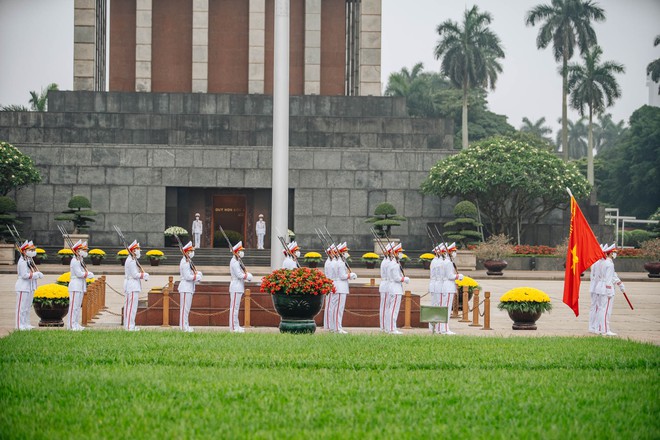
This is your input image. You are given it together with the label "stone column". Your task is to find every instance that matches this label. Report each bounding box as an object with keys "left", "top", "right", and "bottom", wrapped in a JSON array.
[
  {"left": 192, "top": 0, "right": 209, "bottom": 93},
  {"left": 304, "top": 0, "right": 321, "bottom": 95},
  {"left": 73, "top": 0, "right": 96, "bottom": 90},
  {"left": 249, "top": 0, "right": 266, "bottom": 94},
  {"left": 135, "top": 0, "right": 152, "bottom": 92},
  {"left": 359, "top": 0, "right": 381, "bottom": 96}
]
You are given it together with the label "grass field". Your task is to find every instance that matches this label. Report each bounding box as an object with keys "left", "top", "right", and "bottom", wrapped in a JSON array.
[{"left": 1, "top": 331, "right": 658, "bottom": 439}]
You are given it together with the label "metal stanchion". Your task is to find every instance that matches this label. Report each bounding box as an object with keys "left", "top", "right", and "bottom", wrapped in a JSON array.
[
  {"left": 244, "top": 289, "right": 251, "bottom": 328},
  {"left": 403, "top": 290, "right": 412, "bottom": 329},
  {"left": 469, "top": 289, "right": 481, "bottom": 327},
  {"left": 482, "top": 291, "right": 493, "bottom": 330},
  {"left": 459, "top": 286, "right": 470, "bottom": 322},
  {"left": 101, "top": 275, "right": 106, "bottom": 310},
  {"left": 370, "top": 278, "right": 375, "bottom": 286},
  {"left": 451, "top": 292, "right": 459, "bottom": 318}
]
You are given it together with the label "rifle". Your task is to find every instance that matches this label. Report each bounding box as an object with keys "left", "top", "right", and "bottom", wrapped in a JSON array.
[
  {"left": 112, "top": 225, "right": 145, "bottom": 274},
  {"left": 173, "top": 232, "right": 197, "bottom": 274},
  {"left": 7, "top": 225, "right": 38, "bottom": 272},
  {"left": 276, "top": 228, "right": 300, "bottom": 268},
  {"left": 434, "top": 224, "right": 458, "bottom": 272},
  {"left": 57, "top": 224, "right": 87, "bottom": 270},
  {"left": 315, "top": 228, "right": 334, "bottom": 261},
  {"left": 426, "top": 225, "right": 439, "bottom": 249},
  {"left": 370, "top": 228, "right": 388, "bottom": 257},
  {"left": 323, "top": 226, "right": 352, "bottom": 273},
  {"left": 218, "top": 224, "right": 246, "bottom": 273}
]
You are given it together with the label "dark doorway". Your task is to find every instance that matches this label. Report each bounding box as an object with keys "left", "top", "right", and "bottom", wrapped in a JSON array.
[{"left": 213, "top": 195, "right": 246, "bottom": 248}]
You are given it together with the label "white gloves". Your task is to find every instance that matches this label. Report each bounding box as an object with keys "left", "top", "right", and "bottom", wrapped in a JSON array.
[
  {"left": 86, "top": 272, "right": 95, "bottom": 279},
  {"left": 142, "top": 272, "right": 150, "bottom": 281},
  {"left": 195, "top": 271, "right": 203, "bottom": 281},
  {"left": 457, "top": 274, "right": 464, "bottom": 281},
  {"left": 34, "top": 271, "right": 44, "bottom": 279},
  {"left": 403, "top": 277, "right": 410, "bottom": 284},
  {"left": 246, "top": 273, "right": 253, "bottom": 282},
  {"left": 618, "top": 282, "right": 625, "bottom": 293},
  {"left": 350, "top": 273, "right": 357, "bottom": 280}
]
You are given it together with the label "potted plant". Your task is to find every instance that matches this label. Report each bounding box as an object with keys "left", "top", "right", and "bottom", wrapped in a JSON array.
[
  {"left": 498, "top": 287, "right": 553, "bottom": 330},
  {"left": 56, "top": 271, "right": 96, "bottom": 287},
  {"left": 365, "top": 202, "right": 407, "bottom": 239},
  {"left": 54, "top": 196, "right": 97, "bottom": 246},
  {"left": 455, "top": 275, "right": 480, "bottom": 308},
  {"left": 641, "top": 238, "right": 660, "bottom": 278},
  {"left": 88, "top": 248, "right": 106, "bottom": 265},
  {"left": 32, "top": 283, "right": 70, "bottom": 327},
  {"left": 57, "top": 248, "right": 74, "bottom": 265},
  {"left": 399, "top": 253, "right": 410, "bottom": 268},
  {"left": 361, "top": 252, "right": 381, "bottom": 269},
  {"left": 418, "top": 253, "right": 435, "bottom": 270},
  {"left": 260, "top": 267, "right": 335, "bottom": 334},
  {"left": 0, "top": 196, "right": 20, "bottom": 265},
  {"left": 146, "top": 249, "right": 167, "bottom": 266},
  {"left": 444, "top": 201, "right": 483, "bottom": 249},
  {"left": 302, "top": 251, "right": 322, "bottom": 268},
  {"left": 164, "top": 226, "right": 189, "bottom": 247},
  {"left": 116, "top": 249, "right": 129, "bottom": 266},
  {"left": 34, "top": 248, "right": 47, "bottom": 265},
  {"left": 475, "top": 234, "right": 514, "bottom": 275}
]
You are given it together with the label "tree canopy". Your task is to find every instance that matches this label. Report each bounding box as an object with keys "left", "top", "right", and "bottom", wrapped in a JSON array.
[
  {"left": 420, "top": 136, "right": 591, "bottom": 240},
  {"left": 0, "top": 141, "right": 42, "bottom": 196}
]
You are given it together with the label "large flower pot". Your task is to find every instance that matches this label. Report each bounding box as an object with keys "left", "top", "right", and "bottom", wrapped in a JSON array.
[
  {"left": 507, "top": 309, "right": 542, "bottom": 330},
  {"left": 119, "top": 258, "right": 127, "bottom": 266},
  {"left": 365, "top": 261, "right": 377, "bottom": 269},
  {"left": 484, "top": 259, "right": 508, "bottom": 276},
  {"left": 272, "top": 293, "right": 324, "bottom": 334},
  {"left": 421, "top": 260, "right": 431, "bottom": 270},
  {"left": 91, "top": 257, "right": 102, "bottom": 266},
  {"left": 149, "top": 259, "right": 161, "bottom": 266},
  {"left": 306, "top": 261, "right": 318, "bottom": 268},
  {"left": 60, "top": 256, "right": 72, "bottom": 265},
  {"left": 33, "top": 302, "right": 69, "bottom": 327},
  {"left": 644, "top": 262, "right": 660, "bottom": 278}
]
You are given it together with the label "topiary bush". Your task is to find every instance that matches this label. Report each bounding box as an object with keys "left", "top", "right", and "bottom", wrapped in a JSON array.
[
  {"left": 365, "top": 202, "right": 407, "bottom": 238},
  {"left": 444, "top": 200, "right": 482, "bottom": 249},
  {"left": 54, "top": 195, "right": 97, "bottom": 233}
]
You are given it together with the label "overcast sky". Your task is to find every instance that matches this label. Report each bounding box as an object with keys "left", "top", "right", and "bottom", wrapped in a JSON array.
[{"left": 1, "top": 0, "right": 658, "bottom": 136}]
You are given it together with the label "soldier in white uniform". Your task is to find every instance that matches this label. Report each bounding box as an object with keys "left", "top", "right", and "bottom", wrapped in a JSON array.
[
  {"left": 15, "top": 240, "right": 43, "bottom": 330},
  {"left": 123, "top": 240, "right": 149, "bottom": 331},
  {"left": 323, "top": 244, "right": 336, "bottom": 330},
  {"left": 281, "top": 241, "right": 300, "bottom": 269},
  {"left": 438, "top": 242, "right": 463, "bottom": 335},
  {"left": 330, "top": 242, "right": 356, "bottom": 334},
  {"left": 385, "top": 243, "right": 409, "bottom": 334},
  {"left": 594, "top": 244, "right": 625, "bottom": 336},
  {"left": 178, "top": 241, "right": 202, "bottom": 333},
  {"left": 428, "top": 244, "right": 444, "bottom": 334},
  {"left": 229, "top": 241, "right": 253, "bottom": 333},
  {"left": 192, "top": 213, "right": 203, "bottom": 248},
  {"left": 68, "top": 240, "right": 94, "bottom": 331},
  {"left": 588, "top": 244, "right": 606, "bottom": 334},
  {"left": 256, "top": 214, "right": 266, "bottom": 249},
  {"left": 378, "top": 243, "right": 392, "bottom": 332}
]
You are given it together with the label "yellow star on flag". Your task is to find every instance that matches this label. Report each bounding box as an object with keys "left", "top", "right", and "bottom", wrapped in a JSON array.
[{"left": 571, "top": 245, "right": 579, "bottom": 274}]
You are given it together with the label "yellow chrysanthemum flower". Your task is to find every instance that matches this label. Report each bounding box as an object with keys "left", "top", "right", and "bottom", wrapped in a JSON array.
[
  {"left": 146, "top": 249, "right": 164, "bottom": 257},
  {"left": 361, "top": 252, "right": 380, "bottom": 260},
  {"left": 456, "top": 276, "right": 479, "bottom": 288},
  {"left": 303, "top": 252, "right": 322, "bottom": 259},
  {"left": 419, "top": 253, "right": 435, "bottom": 261},
  {"left": 34, "top": 283, "right": 69, "bottom": 299},
  {"left": 89, "top": 249, "right": 105, "bottom": 256},
  {"left": 500, "top": 287, "right": 551, "bottom": 303}
]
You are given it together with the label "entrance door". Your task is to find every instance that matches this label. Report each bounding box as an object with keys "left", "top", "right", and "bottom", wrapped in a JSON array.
[{"left": 212, "top": 195, "right": 246, "bottom": 248}]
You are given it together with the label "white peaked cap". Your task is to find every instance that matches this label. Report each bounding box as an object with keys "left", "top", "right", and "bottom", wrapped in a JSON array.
[
  {"left": 182, "top": 241, "right": 194, "bottom": 252},
  {"left": 603, "top": 243, "right": 617, "bottom": 253},
  {"left": 232, "top": 241, "right": 244, "bottom": 253},
  {"left": 71, "top": 239, "right": 84, "bottom": 251},
  {"left": 128, "top": 240, "right": 140, "bottom": 251}
]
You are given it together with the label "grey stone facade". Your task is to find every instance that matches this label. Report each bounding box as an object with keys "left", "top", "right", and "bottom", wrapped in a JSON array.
[{"left": 1, "top": 92, "right": 457, "bottom": 249}]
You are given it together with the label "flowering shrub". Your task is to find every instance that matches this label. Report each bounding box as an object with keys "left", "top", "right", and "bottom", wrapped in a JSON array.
[
  {"left": 474, "top": 234, "right": 514, "bottom": 260},
  {"left": 640, "top": 238, "right": 660, "bottom": 261},
  {"left": 303, "top": 252, "right": 322, "bottom": 263},
  {"left": 260, "top": 268, "right": 335, "bottom": 296},
  {"left": 89, "top": 249, "right": 106, "bottom": 259},
  {"left": 513, "top": 245, "right": 557, "bottom": 256},
  {"left": 399, "top": 253, "right": 410, "bottom": 262},
  {"left": 0, "top": 141, "right": 41, "bottom": 197},
  {"left": 57, "top": 249, "right": 74, "bottom": 258},
  {"left": 498, "top": 287, "right": 553, "bottom": 313},
  {"left": 33, "top": 283, "right": 69, "bottom": 307},
  {"left": 618, "top": 248, "right": 643, "bottom": 258},
  {"left": 56, "top": 272, "right": 96, "bottom": 286},
  {"left": 419, "top": 253, "right": 435, "bottom": 262},
  {"left": 146, "top": 249, "right": 166, "bottom": 260},
  {"left": 35, "top": 248, "right": 47, "bottom": 260},
  {"left": 456, "top": 276, "right": 480, "bottom": 294},
  {"left": 164, "top": 226, "right": 188, "bottom": 236},
  {"left": 361, "top": 252, "right": 381, "bottom": 262},
  {"left": 116, "top": 249, "right": 129, "bottom": 260}
]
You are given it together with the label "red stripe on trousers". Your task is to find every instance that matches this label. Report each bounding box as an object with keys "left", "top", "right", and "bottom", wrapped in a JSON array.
[
  {"left": 604, "top": 298, "right": 611, "bottom": 333},
  {"left": 17, "top": 291, "right": 22, "bottom": 329},
  {"left": 230, "top": 293, "right": 236, "bottom": 330},
  {"left": 70, "top": 292, "right": 75, "bottom": 329},
  {"left": 127, "top": 293, "right": 134, "bottom": 330},
  {"left": 389, "top": 295, "right": 400, "bottom": 332},
  {"left": 180, "top": 294, "right": 186, "bottom": 330}
]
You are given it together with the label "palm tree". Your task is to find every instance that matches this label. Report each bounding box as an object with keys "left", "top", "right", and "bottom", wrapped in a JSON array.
[
  {"left": 525, "top": 0, "right": 605, "bottom": 161},
  {"left": 647, "top": 35, "right": 660, "bottom": 94},
  {"left": 28, "top": 83, "right": 58, "bottom": 112},
  {"left": 385, "top": 63, "right": 425, "bottom": 97},
  {"left": 520, "top": 116, "right": 553, "bottom": 142},
  {"left": 567, "top": 45, "right": 624, "bottom": 185},
  {"left": 593, "top": 113, "right": 626, "bottom": 154},
  {"left": 434, "top": 5, "right": 505, "bottom": 149},
  {"left": 556, "top": 117, "right": 588, "bottom": 159}
]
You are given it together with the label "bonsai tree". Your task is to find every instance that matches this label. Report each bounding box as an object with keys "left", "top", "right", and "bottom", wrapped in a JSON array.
[
  {"left": 55, "top": 195, "right": 97, "bottom": 234},
  {"left": 0, "top": 196, "right": 20, "bottom": 243},
  {"left": 444, "top": 200, "right": 483, "bottom": 248},
  {"left": 365, "top": 202, "right": 407, "bottom": 238},
  {"left": 474, "top": 233, "right": 514, "bottom": 262},
  {"left": 0, "top": 141, "right": 42, "bottom": 196}
]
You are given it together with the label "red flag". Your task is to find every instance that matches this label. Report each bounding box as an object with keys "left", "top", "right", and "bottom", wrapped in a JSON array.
[{"left": 563, "top": 196, "right": 605, "bottom": 316}]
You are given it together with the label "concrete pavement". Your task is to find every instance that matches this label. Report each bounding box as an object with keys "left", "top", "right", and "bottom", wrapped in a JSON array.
[{"left": 1, "top": 264, "right": 658, "bottom": 344}]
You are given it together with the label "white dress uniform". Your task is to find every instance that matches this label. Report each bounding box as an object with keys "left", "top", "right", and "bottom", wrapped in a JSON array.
[
  {"left": 594, "top": 253, "right": 624, "bottom": 336},
  {"left": 588, "top": 256, "right": 604, "bottom": 333},
  {"left": 15, "top": 252, "right": 42, "bottom": 330},
  {"left": 256, "top": 218, "right": 266, "bottom": 249},
  {"left": 178, "top": 254, "right": 202, "bottom": 332},
  {"left": 282, "top": 255, "right": 297, "bottom": 270},
  {"left": 229, "top": 254, "right": 252, "bottom": 332},
  {"left": 332, "top": 256, "right": 355, "bottom": 334},
  {"left": 192, "top": 217, "right": 203, "bottom": 248},
  {"left": 428, "top": 254, "right": 442, "bottom": 333},
  {"left": 385, "top": 257, "right": 408, "bottom": 334},
  {"left": 124, "top": 255, "right": 148, "bottom": 331},
  {"left": 68, "top": 255, "right": 92, "bottom": 331},
  {"left": 438, "top": 256, "right": 460, "bottom": 335},
  {"left": 326, "top": 256, "right": 342, "bottom": 332},
  {"left": 323, "top": 254, "right": 334, "bottom": 330},
  {"left": 378, "top": 256, "right": 391, "bottom": 331}
]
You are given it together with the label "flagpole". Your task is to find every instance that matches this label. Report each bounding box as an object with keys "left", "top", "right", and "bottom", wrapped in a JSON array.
[{"left": 566, "top": 187, "right": 573, "bottom": 198}]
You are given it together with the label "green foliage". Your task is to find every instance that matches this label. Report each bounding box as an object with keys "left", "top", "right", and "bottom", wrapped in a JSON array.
[
  {"left": 421, "top": 136, "right": 591, "bottom": 238},
  {"left": 596, "top": 105, "right": 660, "bottom": 219},
  {"left": 0, "top": 141, "right": 42, "bottom": 196},
  {"left": 520, "top": 116, "right": 553, "bottom": 143},
  {"left": 623, "top": 229, "right": 656, "bottom": 248},
  {"left": 28, "top": 83, "right": 58, "bottom": 112},
  {"left": 54, "top": 195, "right": 97, "bottom": 233},
  {"left": 214, "top": 230, "right": 243, "bottom": 248},
  {"left": 0, "top": 332, "right": 658, "bottom": 438},
  {"left": 497, "top": 300, "right": 553, "bottom": 313},
  {"left": 444, "top": 201, "right": 482, "bottom": 248},
  {"left": 647, "top": 35, "right": 660, "bottom": 94},
  {"left": 0, "top": 196, "right": 19, "bottom": 243},
  {"left": 474, "top": 233, "right": 515, "bottom": 260},
  {"left": 365, "top": 203, "right": 407, "bottom": 238}
]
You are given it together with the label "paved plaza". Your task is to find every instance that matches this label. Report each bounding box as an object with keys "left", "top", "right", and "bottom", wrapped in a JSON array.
[{"left": 1, "top": 265, "right": 658, "bottom": 345}]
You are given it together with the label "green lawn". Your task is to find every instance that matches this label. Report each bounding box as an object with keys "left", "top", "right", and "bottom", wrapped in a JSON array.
[{"left": 0, "top": 331, "right": 658, "bottom": 439}]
